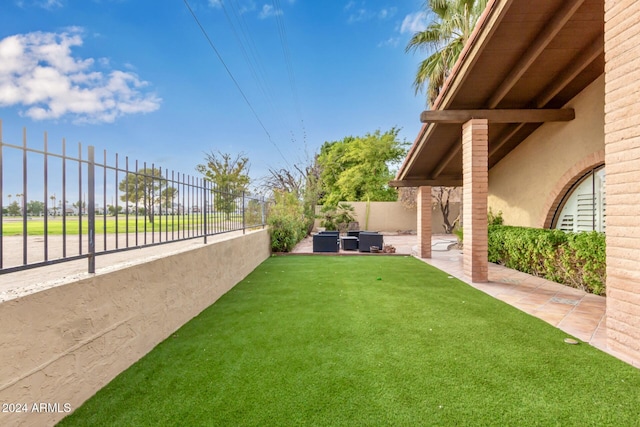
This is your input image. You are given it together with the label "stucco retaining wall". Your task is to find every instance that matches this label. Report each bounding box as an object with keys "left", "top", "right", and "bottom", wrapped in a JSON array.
[{"left": 0, "top": 229, "right": 270, "bottom": 427}]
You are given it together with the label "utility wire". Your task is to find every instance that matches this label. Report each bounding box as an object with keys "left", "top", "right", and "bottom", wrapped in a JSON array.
[
  {"left": 183, "top": 0, "right": 291, "bottom": 168},
  {"left": 271, "top": 0, "right": 306, "bottom": 160}
]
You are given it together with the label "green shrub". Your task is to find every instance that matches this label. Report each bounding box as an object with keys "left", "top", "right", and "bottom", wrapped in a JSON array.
[
  {"left": 268, "top": 191, "right": 307, "bottom": 252},
  {"left": 488, "top": 226, "right": 606, "bottom": 295}
]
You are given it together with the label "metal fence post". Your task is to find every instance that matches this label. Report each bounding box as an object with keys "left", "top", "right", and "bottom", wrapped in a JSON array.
[
  {"left": 203, "top": 180, "right": 208, "bottom": 244},
  {"left": 88, "top": 146, "right": 96, "bottom": 273},
  {"left": 242, "top": 191, "right": 246, "bottom": 234}
]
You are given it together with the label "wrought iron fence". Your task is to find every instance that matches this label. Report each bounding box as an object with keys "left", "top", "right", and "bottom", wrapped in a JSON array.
[{"left": 0, "top": 119, "right": 266, "bottom": 274}]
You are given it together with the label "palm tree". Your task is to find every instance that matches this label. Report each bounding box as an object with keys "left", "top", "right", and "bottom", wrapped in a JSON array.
[
  {"left": 406, "top": 0, "right": 488, "bottom": 107},
  {"left": 50, "top": 194, "right": 57, "bottom": 216}
]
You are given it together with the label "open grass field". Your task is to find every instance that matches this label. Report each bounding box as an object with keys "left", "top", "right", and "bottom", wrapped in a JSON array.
[
  {"left": 58, "top": 256, "right": 640, "bottom": 426},
  {"left": 1, "top": 215, "right": 243, "bottom": 236}
]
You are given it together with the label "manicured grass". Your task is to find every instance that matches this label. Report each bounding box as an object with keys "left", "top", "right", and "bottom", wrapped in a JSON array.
[
  {"left": 59, "top": 256, "right": 640, "bottom": 426},
  {"left": 1, "top": 215, "right": 242, "bottom": 236}
]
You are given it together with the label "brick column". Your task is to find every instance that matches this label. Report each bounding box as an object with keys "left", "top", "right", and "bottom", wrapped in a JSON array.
[
  {"left": 604, "top": 0, "right": 640, "bottom": 362},
  {"left": 417, "top": 186, "right": 432, "bottom": 258},
  {"left": 462, "top": 119, "right": 488, "bottom": 282}
]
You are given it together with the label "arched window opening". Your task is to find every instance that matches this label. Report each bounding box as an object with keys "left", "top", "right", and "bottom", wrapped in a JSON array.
[{"left": 552, "top": 166, "right": 605, "bottom": 233}]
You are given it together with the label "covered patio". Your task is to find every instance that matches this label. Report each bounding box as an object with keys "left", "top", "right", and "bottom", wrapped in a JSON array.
[{"left": 393, "top": 0, "right": 640, "bottom": 363}]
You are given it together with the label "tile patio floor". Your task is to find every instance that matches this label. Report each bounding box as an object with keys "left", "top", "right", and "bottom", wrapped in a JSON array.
[{"left": 292, "top": 233, "right": 639, "bottom": 369}]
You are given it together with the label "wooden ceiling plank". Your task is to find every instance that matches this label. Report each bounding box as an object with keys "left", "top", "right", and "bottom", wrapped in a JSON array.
[
  {"left": 535, "top": 35, "right": 604, "bottom": 107},
  {"left": 487, "top": 0, "right": 587, "bottom": 108}
]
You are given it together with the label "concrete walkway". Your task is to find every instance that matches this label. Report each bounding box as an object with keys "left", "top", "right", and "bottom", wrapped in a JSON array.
[{"left": 293, "top": 233, "right": 639, "bottom": 369}]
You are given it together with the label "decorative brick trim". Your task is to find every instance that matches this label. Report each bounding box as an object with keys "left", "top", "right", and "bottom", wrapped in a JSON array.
[{"left": 539, "top": 150, "right": 605, "bottom": 229}]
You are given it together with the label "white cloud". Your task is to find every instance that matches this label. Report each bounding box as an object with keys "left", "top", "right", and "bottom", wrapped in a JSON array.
[
  {"left": 400, "top": 12, "right": 428, "bottom": 34},
  {"left": 346, "top": 4, "right": 396, "bottom": 23},
  {"left": 378, "top": 7, "right": 397, "bottom": 20},
  {"left": 0, "top": 29, "right": 161, "bottom": 123},
  {"left": 208, "top": 0, "right": 222, "bottom": 8},
  {"left": 39, "top": 0, "right": 63, "bottom": 9},
  {"left": 258, "top": 4, "right": 282, "bottom": 19},
  {"left": 377, "top": 37, "right": 399, "bottom": 48},
  {"left": 15, "top": 0, "right": 64, "bottom": 9}
]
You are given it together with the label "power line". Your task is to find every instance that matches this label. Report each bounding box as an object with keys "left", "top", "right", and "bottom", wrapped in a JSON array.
[
  {"left": 271, "top": 0, "right": 307, "bottom": 161},
  {"left": 182, "top": 0, "right": 291, "bottom": 168}
]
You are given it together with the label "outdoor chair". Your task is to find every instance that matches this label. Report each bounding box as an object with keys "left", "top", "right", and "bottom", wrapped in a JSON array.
[
  {"left": 358, "top": 231, "right": 383, "bottom": 252},
  {"left": 347, "top": 230, "right": 360, "bottom": 238},
  {"left": 313, "top": 232, "right": 340, "bottom": 253}
]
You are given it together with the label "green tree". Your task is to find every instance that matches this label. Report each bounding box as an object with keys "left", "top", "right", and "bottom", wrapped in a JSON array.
[
  {"left": 107, "top": 205, "right": 124, "bottom": 216},
  {"left": 26, "top": 200, "right": 45, "bottom": 216},
  {"left": 196, "top": 151, "right": 250, "bottom": 220},
  {"left": 317, "top": 128, "right": 408, "bottom": 205},
  {"left": 119, "top": 168, "right": 176, "bottom": 223},
  {"left": 406, "top": 0, "right": 488, "bottom": 106},
  {"left": 7, "top": 201, "right": 20, "bottom": 216}
]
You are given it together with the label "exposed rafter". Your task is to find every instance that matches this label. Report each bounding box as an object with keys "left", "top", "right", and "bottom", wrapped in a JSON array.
[
  {"left": 536, "top": 35, "right": 604, "bottom": 108},
  {"left": 487, "top": 0, "right": 586, "bottom": 108}
]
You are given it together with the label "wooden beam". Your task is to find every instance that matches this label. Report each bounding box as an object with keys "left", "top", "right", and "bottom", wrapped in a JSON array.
[
  {"left": 389, "top": 178, "right": 463, "bottom": 188},
  {"left": 420, "top": 109, "right": 574, "bottom": 124},
  {"left": 486, "top": 0, "right": 586, "bottom": 108}
]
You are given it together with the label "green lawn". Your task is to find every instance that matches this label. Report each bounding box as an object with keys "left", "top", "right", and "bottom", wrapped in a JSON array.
[
  {"left": 58, "top": 256, "right": 640, "bottom": 426},
  {"left": 1, "top": 215, "right": 243, "bottom": 236}
]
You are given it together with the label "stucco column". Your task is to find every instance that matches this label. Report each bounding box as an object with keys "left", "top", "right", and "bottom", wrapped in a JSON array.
[
  {"left": 604, "top": 0, "right": 640, "bottom": 362},
  {"left": 417, "top": 186, "right": 432, "bottom": 258},
  {"left": 462, "top": 119, "right": 488, "bottom": 282}
]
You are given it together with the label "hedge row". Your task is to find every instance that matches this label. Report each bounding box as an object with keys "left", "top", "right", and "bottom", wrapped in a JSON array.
[{"left": 488, "top": 226, "right": 606, "bottom": 295}]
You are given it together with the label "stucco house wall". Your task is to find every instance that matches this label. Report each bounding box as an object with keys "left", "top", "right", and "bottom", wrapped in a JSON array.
[{"left": 488, "top": 75, "right": 605, "bottom": 228}]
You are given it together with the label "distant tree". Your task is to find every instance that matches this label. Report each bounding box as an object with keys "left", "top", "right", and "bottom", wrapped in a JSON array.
[
  {"left": 196, "top": 151, "right": 250, "bottom": 220},
  {"left": 317, "top": 128, "right": 408, "bottom": 205},
  {"left": 26, "top": 200, "right": 45, "bottom": 216},
  {"left": 15, "top": 193, "right": 23, "bottom": 213},
  {"left": 107, "top": 205, "right": 124, "bottom": 216},
  {"left": 73, "top": 200, "right": 86, "bottom": 215},
  {"left": 50, "top": 194, "right": 57, "bottom": 216},
  {"left": 263, "top": 167, "right": 305, "bottom": 199},
  {"left": 261, "top": 156, "right": 323, "bottom": 234},
  {"left": 433, "top": 186, "right": 460, "bottom": 233},
  {"left": 119, "top": 168, "right": 176, "bottom": 223},
  {"left": 7, "top": 201, "right": 20, "bottom": 216},
  {"left": 398, "top": 186, "right": 460, "bottom": 233}
]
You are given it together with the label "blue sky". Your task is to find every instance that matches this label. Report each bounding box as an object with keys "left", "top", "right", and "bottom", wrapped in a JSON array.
[{"left": 0, "top": 0, "right": 430, "bottom": 195}]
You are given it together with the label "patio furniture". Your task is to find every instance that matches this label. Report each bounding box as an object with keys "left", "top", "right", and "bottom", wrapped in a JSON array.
[
  {"left": 358, "top": 232, "right": 383, "bottom": 253},
  {"left": 340, "top": 236, "right": 359, "bottom": 251},
  {"left": 347, "top": 230, "right": 360, "bottom": 238},
  {"left": 313, "top": 232, "right": 340, "bottom": 252}
]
